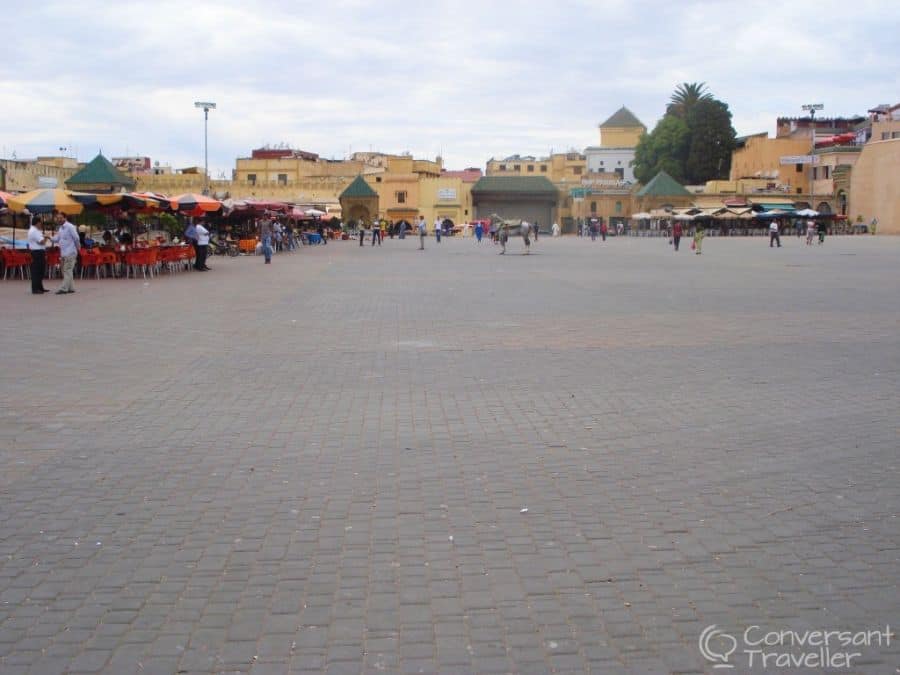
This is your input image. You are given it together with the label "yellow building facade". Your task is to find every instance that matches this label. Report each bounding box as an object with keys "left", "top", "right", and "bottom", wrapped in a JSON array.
[
  {"left": 849, "top": 138, "right": 900, "bottom": 234},
  {"left": 729, "top": 134, "right": 814, "bottom": 194}
]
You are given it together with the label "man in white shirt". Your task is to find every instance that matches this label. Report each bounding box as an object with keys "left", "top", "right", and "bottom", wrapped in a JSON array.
[
  {"left": 433, "top": 218, "right": 442, "bottom": 243},
  {"left": 26, "top": 214, "right": 50, "bottom": 294},
  {"left": 417, "top": 216, "right": 427, "bottom": 250},
  {"left": 52, "top": 212, "right": 81, "bottom": 294},
  {"left": 195, "top": 221, "right": 211, "bottom": 270},
  {"left": 769, "top": 219, "right": 781, "bottom": 248}
]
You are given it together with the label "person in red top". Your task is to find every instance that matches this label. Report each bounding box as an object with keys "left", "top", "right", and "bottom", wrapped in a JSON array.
[
  {"left": 600, "top": 220, "right": 608, "bottom": 241},
  {"left": 672, "top": 221, "right": 683, "bottom": 251}
]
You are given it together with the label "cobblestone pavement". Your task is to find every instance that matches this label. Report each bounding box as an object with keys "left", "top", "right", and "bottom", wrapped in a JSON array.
[{"left": 1, "top": 235, "right": 898, "bottom": 674}]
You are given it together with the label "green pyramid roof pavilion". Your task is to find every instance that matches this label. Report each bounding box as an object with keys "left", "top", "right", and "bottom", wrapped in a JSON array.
[
  {"left": 340, "top": 175, "right": 377, "bottom": 198},
  {"left": 599, "top": 106, "right": 645, "bottom": 129},
  {"left": 65, "top": 153, "right": 135, "bottom": 190},
  {"left": 636, "top": 170, "right": 691, "bottom": 197},
  {"left": 471, "top": 176, "right": 558, "bottom": 195}
]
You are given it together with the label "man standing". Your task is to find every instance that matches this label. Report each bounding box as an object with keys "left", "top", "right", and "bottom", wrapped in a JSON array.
[
  {"left": 27, "top": 214, "right": 50, "bottom": 294},
  {"left": 184, "top": 221, "right": 198, "bottom": 262},
  {"left": 498, "top": 222, "right": 509, "bottom": 254},
  {"left": 195, "top": 220, "right": 210, "bottom": 270},
  {"left": 372, "top": 219, "right": 382, "bottom": 246},
  {"left": 417, "top": 215, "right": 427, "bottom": 250},
  {"left": 434, "top": 217, "right": 442, "bottom": 243},
  {"left": 260, "top": 217, "right": 274, "bottom": 264},
  {"left": 769, "top": 219, "right": 781, "bottom": 248},
  {"left": 52, "top": 212, "right": 80, "bottom": 294},
  {"left": 600, "top": 220, "right": 608, "bottom": 242}
]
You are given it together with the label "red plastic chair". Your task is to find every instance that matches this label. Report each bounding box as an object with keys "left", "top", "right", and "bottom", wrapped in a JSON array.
[{"left": 2, "top": 249, "right": 32, "bottom": 280}]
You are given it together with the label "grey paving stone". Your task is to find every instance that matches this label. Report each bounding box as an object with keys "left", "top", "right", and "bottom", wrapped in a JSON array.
[{"left": 0, "top": 237, "right": 898, "bottom": 674}]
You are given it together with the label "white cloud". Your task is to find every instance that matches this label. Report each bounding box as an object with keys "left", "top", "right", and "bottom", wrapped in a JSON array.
[{"left": 1, "top": 0, "right": 897, "bottom": 176}]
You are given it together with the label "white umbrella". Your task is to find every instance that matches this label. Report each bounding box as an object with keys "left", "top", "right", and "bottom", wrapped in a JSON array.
[
  {"left": 795, "top": 208, "right": 819, "bottom": 217},
  {"left": 305, "top": 208, "right": 326, "bottom": 216},
  {"left": 630, "top": 212, "right": 652, "bottom": 219},
  {"left": 673, "top": 214, "right": 695, "bottom": 221}
]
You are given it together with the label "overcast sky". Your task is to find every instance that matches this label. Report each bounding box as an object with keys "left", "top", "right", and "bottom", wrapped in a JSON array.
[{"left": 2, "top": 0, "right": 897, "bottom": 179}]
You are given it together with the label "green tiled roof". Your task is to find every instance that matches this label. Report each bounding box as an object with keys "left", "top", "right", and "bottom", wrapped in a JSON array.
[
  {"left": 599, "top": 106, "right": 645, "bottom": 129},
  {"left": 65, "top": 154, "right": 135, "bottom": 188},
  {"left": 340, "top": 175, "right": 377, "bottom": 198},
  {"left": 636, "top": 171, "right": 691, "bottom": 197},
  {"left": 471, "top": 176, "right": 558, "bottom": 195}
]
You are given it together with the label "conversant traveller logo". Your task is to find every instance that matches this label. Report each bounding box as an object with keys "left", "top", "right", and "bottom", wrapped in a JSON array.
[
  {"left": 699, "top": 624, "right": 894, "bottom": 670},
  {"left": 699, "top": 625, "right": 738, "bottom": 668}
]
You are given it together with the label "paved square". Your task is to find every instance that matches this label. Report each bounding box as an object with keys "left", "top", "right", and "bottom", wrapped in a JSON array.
[{"left": 1, "top": 234, "right": 898, "bottom": 674}]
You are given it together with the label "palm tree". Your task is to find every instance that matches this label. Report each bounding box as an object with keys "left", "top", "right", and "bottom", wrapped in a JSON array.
[{"left": 667, "top": 82, "right": 714, "bottom": 118}]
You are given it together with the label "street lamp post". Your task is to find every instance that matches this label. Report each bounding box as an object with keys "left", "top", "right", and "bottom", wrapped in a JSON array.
[
  {"left": 802, "top": 103, "right": 823, "bottom": 211},
  {"left": 194, "top": 101, "right": 216, "bottom": 195}
]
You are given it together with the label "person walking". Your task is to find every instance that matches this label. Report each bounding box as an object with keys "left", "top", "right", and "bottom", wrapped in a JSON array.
[
  {"left": 260, "top": 217, "right": 274, "bottom": 264},
  {"left": 589, "top": 220, "right": 598, "bottom": 241},
  {"left": 672, "top": 221, "right": 683, "bottom": 251},
  {"left": 533, "top": 221, "right": 539, "bottom": 242},
  {"left": 474, "top": 221, "right": 484, "bottom": 243},
  {"left": 693, "top": 226, "right": 704, "bottom": 255},
  {"left": 817, "top": 220, "right": 827, "bottom": 245},
  {"left": 359, "top": 222, "right": 366, "bottom": 246},
  {"left": 806, "top": 219, "right": 816, "bottom": 245},
  {"left": 600, "top": 220, "right": 607, "bottom": 242},
  {"left": 27, "top": 214, "right": 50, "bottom": 294},
  {"left": 552, "top": 222, "right": 560, "bottom": 237},
  {"left": 769, "top": 219, "right": 781, "bottom": 248},
  {"left": 498, "top": 222, "right": 509, "bottom": 254},
  {"left": 195, "top": 220, "right": 210, "bottom": 270},
  {"left": 417, "top": 215, "right": 427, "bottom": 250},
  {"left": 371, "top": 219, "right": 382, "bottom": 246},
  {"left": 317, "top": 222, "right": 327, "bottom": 245},
  {"left": 434, "top": 217, "right": 442, "bottom": 243},
  {"left": 521, "top": 220, "right": 532, "bottom": 254},
  {"left": 52, "top": 212, "right": 80, "bottom": 294}
]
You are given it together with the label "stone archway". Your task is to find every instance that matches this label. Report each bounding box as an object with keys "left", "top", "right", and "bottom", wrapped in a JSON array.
[
  {"left": 347, "top": 204, "right": 370, "bottom": 224},
  {"left": 817, "top": 202, "right": 832, "bottom": 215},
  {"left": 837, "top": 190, "right": 848, "bottom": 216}
]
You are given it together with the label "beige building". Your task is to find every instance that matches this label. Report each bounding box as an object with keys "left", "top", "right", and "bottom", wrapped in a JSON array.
[
  {"left": 0, "top": 156, "right": 80, "bottom": 192},
  {"left": 729, "top": 133, "right": 813, "bottom": 194},
  {"left": 849, "top": 137, "right": 900, "bottom": 234}
]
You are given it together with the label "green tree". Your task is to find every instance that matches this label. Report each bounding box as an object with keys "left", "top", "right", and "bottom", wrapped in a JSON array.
[
  {"left": 667, "top": 82, "right": 714, "bottom": 118},
  {"left": 684, "top": 98, "right": 736, "bottom": 184},
  {"left": 633, "top": 115, "right": 690, "bottom": 184}
]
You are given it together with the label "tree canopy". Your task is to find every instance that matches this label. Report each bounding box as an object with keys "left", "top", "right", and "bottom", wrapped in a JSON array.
[{"left": 634, "top": 83, "right": 736, "bottom": 186}]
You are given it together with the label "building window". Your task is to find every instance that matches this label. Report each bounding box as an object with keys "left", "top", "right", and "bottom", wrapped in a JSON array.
[
  {"left": 247, "top": 174, "right": 256, "bottom": 185},
  {"left": 812, "top": 167, "right": 817, "bottom": 180},
  {"left": 795, "top": 163, "right": 803, "bottom": 173},
  {"left": 540, "top": 165, "right": 547, "bottom": 172},
  {"left": 527, "top": 165, "right": 534, "bottom": 172},
  {"left": 375, "top": 176, "right": 382, "bottom": 182},
  {"left": 615, "top": 201, "right": 622, "bottom": 213},
  {"left": 823, "top": 166, "right": 830, "bottom": 179},
  {"left": 573, "top": 166, "right": 582, "bottom": 175},
  {"left": 599, "top": 161, "right": 604, "bottom": 166},
  {"left": 590, "top": 201, "right": 597, "bottom": 213},
  {"left": 513, "top": 164, "right": 521, "bottom": 171},
  {"left": 615, "top": 168, "right": 624, "bottom": 179},
  {"left": 396, "top": 191, "right": 407, "bottom": 204},
  {"left": 499, "top": 164, "right": 506, "bottom": 171},
  {"left": 278, "top": 174, "right": 287, "bottom": 186}
]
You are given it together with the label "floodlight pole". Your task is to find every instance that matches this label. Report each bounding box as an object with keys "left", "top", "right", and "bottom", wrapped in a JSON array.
[
  {"left": 194, "top": 101, "right": 216, "bottom": 195},
  {"left": 801, "top": 103, "right": 823, "bottom": 211}
]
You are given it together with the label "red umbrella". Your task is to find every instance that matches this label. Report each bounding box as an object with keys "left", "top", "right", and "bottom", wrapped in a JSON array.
[{"left": 170, "top": 193, "right": 221, "bottom": 212}]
